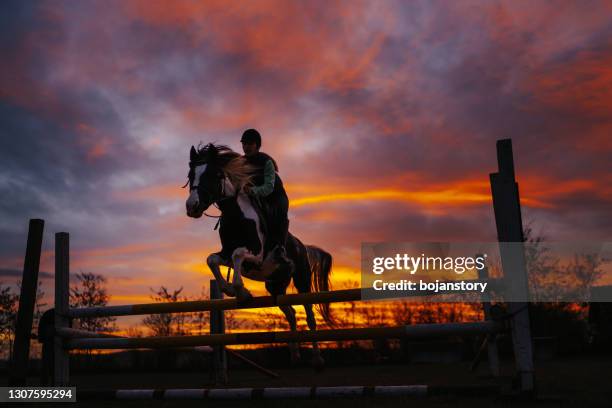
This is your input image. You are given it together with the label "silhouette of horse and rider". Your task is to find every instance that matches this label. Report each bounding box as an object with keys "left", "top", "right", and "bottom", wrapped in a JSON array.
[{"left": 184, "top": 129, "right": 334, "bottom": 366}]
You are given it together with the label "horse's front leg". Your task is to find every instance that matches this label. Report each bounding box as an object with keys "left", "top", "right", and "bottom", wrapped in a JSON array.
[
  {"left": 231, "top": 247, "right": 258, "bottom": 303},
  {"left": 304, "top": 304, "right": 325, "bottom": 370},
  {"left": 206, "top": 253, "right": 235, "bottom": 297}
]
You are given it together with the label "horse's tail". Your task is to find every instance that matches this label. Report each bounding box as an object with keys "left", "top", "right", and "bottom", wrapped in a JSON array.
[{"left": 306, "top": 245, "right": 335, "bottom": 327}]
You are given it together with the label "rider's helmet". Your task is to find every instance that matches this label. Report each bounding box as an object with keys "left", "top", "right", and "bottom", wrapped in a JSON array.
[{"left": 240, "top": 128, "right": 261, "bottom": 149}]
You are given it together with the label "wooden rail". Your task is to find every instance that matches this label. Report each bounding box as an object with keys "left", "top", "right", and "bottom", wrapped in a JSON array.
[
  {"left": 65, "top": 321, "right": 504, "bottom": 350},
  {"left": 68, "top": 279, "right": 502, "bottom": 318}
]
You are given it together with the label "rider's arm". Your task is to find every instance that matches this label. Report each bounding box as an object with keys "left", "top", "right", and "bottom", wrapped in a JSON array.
[{"left": 250, "top": 159, "right": 276, "bottom": 197}]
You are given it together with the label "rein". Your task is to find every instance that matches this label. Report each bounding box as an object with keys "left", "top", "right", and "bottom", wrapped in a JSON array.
[{"left": 183, "top": 173, "right": 240, "bottom": 230}]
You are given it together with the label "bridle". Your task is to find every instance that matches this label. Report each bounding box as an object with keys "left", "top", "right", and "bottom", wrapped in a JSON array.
[{"left": 183, "top": 161, "right": 238, "bottom": 222}]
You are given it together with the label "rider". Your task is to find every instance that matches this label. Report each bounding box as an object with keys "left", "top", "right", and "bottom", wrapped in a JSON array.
[{"left": 240, "top": 129, "right": 290, "bottom": 258}]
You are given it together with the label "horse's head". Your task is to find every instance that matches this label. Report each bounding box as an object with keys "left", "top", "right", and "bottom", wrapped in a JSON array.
[{"left": 185, "top": 144, "right": 226, "bottom": 218}]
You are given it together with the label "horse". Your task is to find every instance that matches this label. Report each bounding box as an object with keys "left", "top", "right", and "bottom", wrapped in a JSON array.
[{"left": 184, "top": 143, "right": 334, "bottom": 366}]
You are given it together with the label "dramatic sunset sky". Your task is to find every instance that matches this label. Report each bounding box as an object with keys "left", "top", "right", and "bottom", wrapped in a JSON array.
[{"left": 1, "top": 1, "right": 611, "bottom": 311}]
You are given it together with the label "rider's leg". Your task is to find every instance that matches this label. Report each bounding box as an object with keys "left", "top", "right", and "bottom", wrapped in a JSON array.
[
  {"left": 275, "top": 193, "right": 290, "bottom": 259},
  {"left": 265, "top": 192, "right": 290, "bottom": 258}
]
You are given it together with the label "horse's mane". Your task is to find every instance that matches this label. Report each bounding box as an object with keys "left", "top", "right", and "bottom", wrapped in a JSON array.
[{"left": 196, "top": 143, "right": 255, "bottom": 190}]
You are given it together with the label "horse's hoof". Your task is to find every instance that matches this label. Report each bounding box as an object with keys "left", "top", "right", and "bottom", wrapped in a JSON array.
[
  {"left": 311, "top": 355, "right": 325, "bottom": 371},
  {"left": 234, "top": 285, "right": 253, "bottom": 304},
  {"left": 221, "top": 284, "right": 236, "bottom": 297}
]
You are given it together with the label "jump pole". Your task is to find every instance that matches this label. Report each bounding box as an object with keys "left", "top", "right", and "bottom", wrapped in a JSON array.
[
  {"left": 470, "top": 256, "right": 500, "bottom": 376},
  {"left": 67, "top": 280, "right": 502, "bottom": 319},
  {"left": 64, "top": 321, "right": 504, "bottom": 349},
  {"left": 77, "top": 384, "right": 501, "bottom": 400},
  {"left": 209, "top": 279, "right": 227, "bottom": 384}
]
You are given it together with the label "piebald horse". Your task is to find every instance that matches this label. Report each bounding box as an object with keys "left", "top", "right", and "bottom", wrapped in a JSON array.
[{"left": 184, "top": 143, "right": 333, "bottom": 366}]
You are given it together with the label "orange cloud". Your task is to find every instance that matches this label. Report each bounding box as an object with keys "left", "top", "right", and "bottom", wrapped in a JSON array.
[
  {"left": 287, "top": 177, "right": 550, "bottom": 209},
  {"left": 108, "top": 294, "right": 154, "bottom": 305},
  {"left": 291, "top": 188, "right": 490, "bottom": 208},
  {"left": 114, "top": 173, "right": 603, "bottom": 214},
  {"left": 520, "top": 176, "right": 612, "bottom": 206}
]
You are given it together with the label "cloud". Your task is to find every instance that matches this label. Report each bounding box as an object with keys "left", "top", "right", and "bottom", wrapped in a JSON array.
[
  {"left": 0, "top": 268, "right": 53, "bottom": 280},
  {"left": 0, "top": 0, "right": 610, "bottom": 306}
]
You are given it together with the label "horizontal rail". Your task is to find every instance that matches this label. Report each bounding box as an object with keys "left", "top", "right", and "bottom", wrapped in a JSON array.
[
  {"left": 77, "top": 384, "right": 501, "bottom": 400},
  {"left": 56, "top": 328, "right": 124, "bottom": 339},
  {"left": 68, "top": 279, "right": 502, "bottom": 318},
  {"left": 66, "top": 321, "right": 504, "bottom": 350},
  {"left": 54, "top": 328, "right": 213, "bottom": 352},
  {"left": 68, "top": 288, "right": 362, "bottom": 318}
]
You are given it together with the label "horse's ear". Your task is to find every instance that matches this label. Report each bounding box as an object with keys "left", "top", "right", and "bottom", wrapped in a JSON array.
[
  {"left": 190, "top": 146, "right": 197, "bottom": 161},
  {"left": 208, "top": 143, "right": 218, "bottom": 157}
]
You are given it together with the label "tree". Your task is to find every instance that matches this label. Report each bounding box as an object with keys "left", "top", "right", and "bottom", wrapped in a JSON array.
[
  {"left": 142, "top": 286, "right": 186, "bottom": 336},
  {"left": 0, "top": 283, "right": 19, "bottom": 360},
  {"left": 523, "top": 225, "right": 561, "bottom": 301},
  {"left": 566, "top": 253, "right": 607, "bottom": 300},
  {"left": 189, "top": 287, "right": 210, "bottom": 335},
  {"left": 125, "top": 326, "right": 144, "bottom": 338},
  {"left": 523, "top": 225, "right": 608, "bottom": 301},
  {"left": 70, "top": 272, "right": 116, "bottom": 333}
]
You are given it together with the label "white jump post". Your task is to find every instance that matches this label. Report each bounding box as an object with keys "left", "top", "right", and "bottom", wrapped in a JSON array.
[
  {"left": 54, "top": 232, "right": 70, "bottom": 386},
  {"left": 477, "top": 255, "right": 500, "bottom": 377},
  {"left": 489, "top": 139, "right": 534, "bottom": 393}
]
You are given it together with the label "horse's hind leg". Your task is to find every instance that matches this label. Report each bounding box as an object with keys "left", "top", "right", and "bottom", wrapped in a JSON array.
[
  {"left": 288, "top": 234, "right": 325, "bottom": 370},
  {"left": 264, "top": 255, "right": 298, "bottom": 362},
  {"left": 279, "top": 305, "right": 301, "bottom": 364},
  {"left": 304, "top": 304, "right": 325, "bottom": 369}
]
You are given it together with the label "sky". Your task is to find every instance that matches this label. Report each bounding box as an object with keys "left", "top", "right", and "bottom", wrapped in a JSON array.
[{"left": 1, "top": 0, "right": 611, "bottom": 311}]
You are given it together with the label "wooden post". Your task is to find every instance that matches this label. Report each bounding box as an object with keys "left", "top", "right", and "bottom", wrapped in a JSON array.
[
  {"left": 209, "top": 280, "right": 227, "bottom": 384},
  {"left": 478, "top": 255, "right": 500, "bottom": 377},
  {"left": 490, "top": 139, "right": 534, "bottom": 392},
  {"left": 54, "top": 232, "right": 70, "bottom": 386},
  {"left": 38, "top": 309, "right": 55, "bottom": 385},
  {"left": 8, "top": 219, "right": 45, "bottom": 386}
]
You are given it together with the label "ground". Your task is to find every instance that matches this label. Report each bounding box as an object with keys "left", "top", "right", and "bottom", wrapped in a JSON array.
[{"left": 4, "top": 354, "right": 611, "bottom": 407}]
